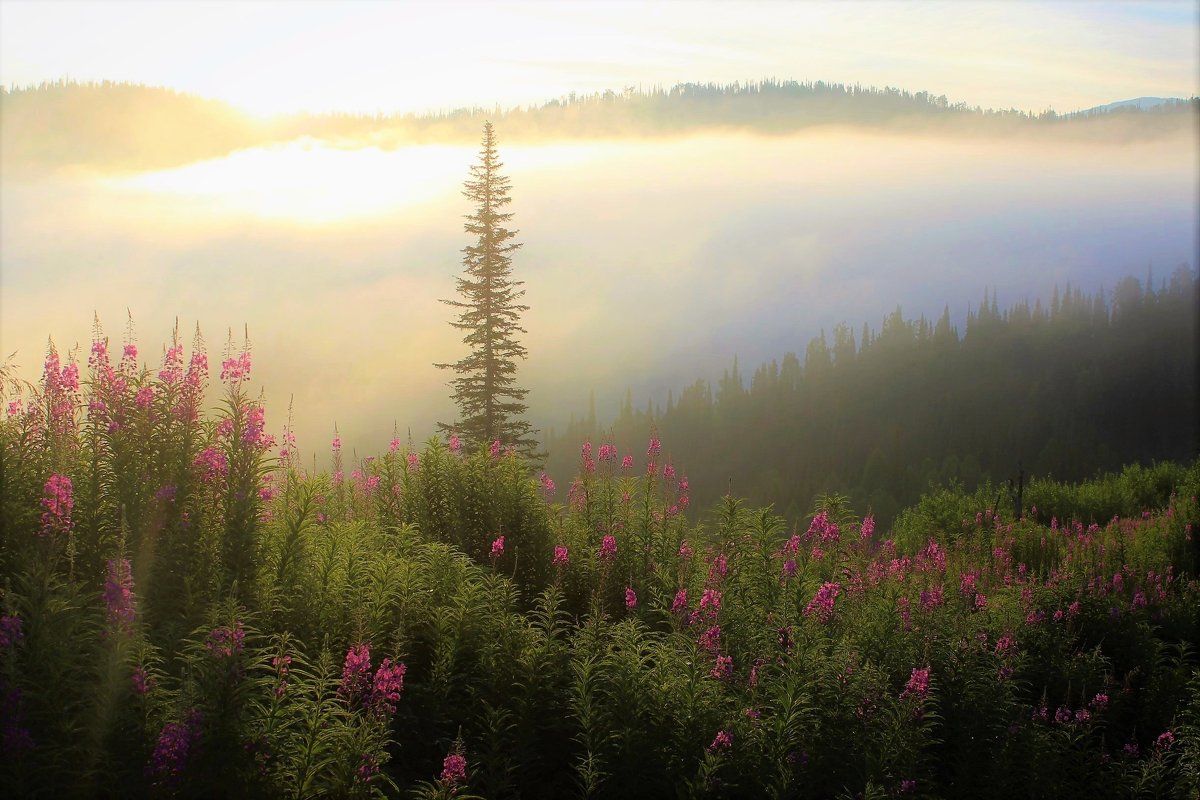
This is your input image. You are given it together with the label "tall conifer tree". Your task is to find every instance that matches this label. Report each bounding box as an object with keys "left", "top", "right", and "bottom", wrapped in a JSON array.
[{"left": 436, "top": 122, "right": 538, "bottom": 457}]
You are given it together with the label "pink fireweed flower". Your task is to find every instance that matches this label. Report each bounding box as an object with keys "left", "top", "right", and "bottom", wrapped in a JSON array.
[
  {"left": 368, "top": 658, "right": 406, "bottom": 716},
  {"left": 782, "top": 559, "right": 798, "bottom": 578},
  {"left": 6, "top": 399, "right": 21, "bottom": 417},
  {"left": 131, "top": 666, "right": 151, "bottom": 696},
  {"left": 242, "top": 404, "right": 274, "bottom": 450},
  {"left": 553, "top": 545, "right": 569, "bottom": 567},
  {"left": 1091, "top": 693, "right": 1109, "bottom": 711},
  {"left": 664, "top": 462, "right": 676, "bottom": 482},
  {"left": 194, "top": 447, "right": 229, "bottom": 483},
  {"left": 917, "top": 539, "right": 947, "bottom": 573},
  {"left": 1156, "top": 730, "right": 1175, "bottom": 749},
  {"left": 900, "top": 666, "right": 931, "bottom": 702},
  {"left": 711, "top": 654, "right": 733, "bottom": 679},
  {"left": 671, "top": 588, "right": 688, "bottom": 614},
  {"left": 206, "top": 622, "right": 245, "bottom": 659},
  {"left": 135, "top": 386, "right": 154, "bottom": 409},
  {"left": 679, "top": 540, "right": 694, "bottom": 560},
  {"left": 490, "top": 536, "right": 505, "bottom": 559},
  {"left": 810, "top": 545, "right": 825, "bottom": 562},
  {"left": 919, "top": 585, "right": 945, "bottom": 611},
  {"left": 699, "top": 625, "right": 721, "bottom": 653},
  {"left": 621, "top": 454, "right": 633, "bottom": 471},
  {"left": 0, "top": 615, "right": 23, "bottom": 649},
  {"left": 625, "top": 587, "right": 637, "bottom": 609},
  {"left": 104, "top": 559, "right": 136, "bottom": 633},
  {"left": 700, "top": 588, "right": 722, "bottom": 614},
  {"left": 331, "top": 435, "right": 342, "bottom": 452},
  {"left": 708, "top": 730, "right": 733, "bottom": 752},
  {"left": 339, "top": 644, "right": 373, "bottom": 705},
  {"left": 860, "top": 514, "right": 875, "bottom": 541},
  {"left": 448, "top": 435, "right": 462, "bottom": 453},
  {"left": 599, "top": 443, "right": 617, "bottom": 462},
  {"left": 540, "top": 471, "right": 556, "bottom": 499},
  {"left": 706, "top": 553, "right": 728, "bottom": 584},
  {"left": 1054, "top": 706, "right": 1072, "bottom": 724},
  {"left": 219, "top": 350, "right": 251, "bottom": 383},
  {"left": 388, "top": 436, "right": 401, "bottom": 453},
  {"left": 157, "top": 344, "right": 184, "bottom": 385},
  {"left": 356, "top": 754, "right": 380, "bottom": 784},
  {"left": 146, "top": 709, "right": 202, "bottom": 786},
  {"left": 599, "top": 535, "right": 617, "bottom": 563},
  {"left": 805, "top": 510, "right": 830, "bottom": 542},
  {"left": 489, "top": 439, "right": 502, "bottom": 458},
  {"left": 1074, "top": 708, "right": 1091, "bottom": 723},
  {"left": 803, "top": 582, "right": 842, "bottom": 623},
  {"left": 272, "top": 655, "right": 292, "bottom": 697},
  {"left": 40, "top": 473, "right": 74, "bottom": 538},
  {"left": 647, "top": 437, "right": 662, "bottom": 459},
  {"left": 441, "top": 751, "right": 467, "bottom": 785},
  {"left": 406, "top": 452, "right": 419, "bottom": 471},
  {"left": 216, "top": 419, "right": 235, "bottom": 439}
]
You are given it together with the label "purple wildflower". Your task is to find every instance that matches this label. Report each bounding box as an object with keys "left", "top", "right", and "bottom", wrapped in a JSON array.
[
  {"left": 368, "top": 659, "right": 406, "bottom": 716},
  {"left": 708, "top": 730, "right": 733, "bottom": 752},
  {"left": 599, "top": 535, "right": 617, "bottom": 563},
  {"left": 206, "top": 622, "right": 245, "bottom": 659},
  {"left": 900, "top": 666, "right": 930, "bottom": 702}
]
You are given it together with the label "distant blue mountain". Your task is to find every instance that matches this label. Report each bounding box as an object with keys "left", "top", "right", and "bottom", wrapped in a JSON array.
[{"left": 1075, "top": 96, "right": 1186, "bottom": 115}]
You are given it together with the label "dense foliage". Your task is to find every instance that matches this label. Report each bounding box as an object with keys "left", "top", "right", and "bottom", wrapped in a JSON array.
[
  {"left": 546, "top": 267, "right": 1199, "bottom": 529},
  {"left": 2, "top": 321, "right": 1198, "bottom": 798}
]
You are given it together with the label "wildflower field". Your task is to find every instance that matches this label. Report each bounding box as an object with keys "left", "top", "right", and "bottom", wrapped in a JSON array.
[{"left": 1, "top": 327, "right": 1198, "bottom": 799}]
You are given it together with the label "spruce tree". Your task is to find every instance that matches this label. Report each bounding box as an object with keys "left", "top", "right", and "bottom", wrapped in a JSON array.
[{"left": 436, "top": 121, "right": 538, "bottom": 457}]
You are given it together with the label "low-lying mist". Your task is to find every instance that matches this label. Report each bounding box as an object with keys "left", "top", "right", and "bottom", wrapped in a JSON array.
[{"left": 2, "top": 125, "right": 1195, "bottom": 466}]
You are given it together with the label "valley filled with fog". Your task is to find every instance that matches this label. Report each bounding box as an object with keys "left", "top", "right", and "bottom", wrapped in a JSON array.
[{"left": 2, "top": 124, "right": 1195, "bottom": 461}]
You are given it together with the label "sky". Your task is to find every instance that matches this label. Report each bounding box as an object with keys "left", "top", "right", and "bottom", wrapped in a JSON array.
[{"left": 1, "top": 1, "right": 1197, "bottom": 117}]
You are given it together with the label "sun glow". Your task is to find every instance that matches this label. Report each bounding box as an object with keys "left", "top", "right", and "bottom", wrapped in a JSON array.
[
  {"left": 105, "top": 139, "right": 474, "bottom": 224},
  {"left": 101, "top": 137, "right": 617, "bottom": 225}
]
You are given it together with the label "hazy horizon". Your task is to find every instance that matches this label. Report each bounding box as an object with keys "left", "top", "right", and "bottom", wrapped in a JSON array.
[{"left": 3, "top": 1, "right": 1197, "bottom": 117}]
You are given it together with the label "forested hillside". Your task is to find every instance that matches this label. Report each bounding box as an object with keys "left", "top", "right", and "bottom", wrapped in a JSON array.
[
  {"left": 544, "top": 266, "right": 1199, "bottom": 527},
  {"left": 3, "top": 79, "right": 1195, "bottom": 173}
]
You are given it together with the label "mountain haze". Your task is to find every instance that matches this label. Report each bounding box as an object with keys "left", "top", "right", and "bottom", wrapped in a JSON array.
[{"left": 3, "top": 79, "right": 1195, "bottom": 174}]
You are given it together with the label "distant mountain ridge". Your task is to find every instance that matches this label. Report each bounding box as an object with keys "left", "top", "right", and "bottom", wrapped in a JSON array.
[
  {"left": 1071, "top": 96, "right": 1189, "bottom": 116},
  {"left": 2, "top": 79, "right": 1197, "bottom": 173}
]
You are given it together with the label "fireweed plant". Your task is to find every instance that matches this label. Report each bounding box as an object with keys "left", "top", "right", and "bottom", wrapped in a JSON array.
[{"left": 0, "top": 321, "right": 1197, "bottom": 798}]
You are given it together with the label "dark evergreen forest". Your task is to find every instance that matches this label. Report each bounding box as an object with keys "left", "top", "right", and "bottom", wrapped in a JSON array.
[{"left": 544, "top": 266, "right": 1199, "bottom": 529}]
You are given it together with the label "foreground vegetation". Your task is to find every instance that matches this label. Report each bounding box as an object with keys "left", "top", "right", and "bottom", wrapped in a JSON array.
[{"left": 2, "top": 325, "right": 1198, "bottom": 798}]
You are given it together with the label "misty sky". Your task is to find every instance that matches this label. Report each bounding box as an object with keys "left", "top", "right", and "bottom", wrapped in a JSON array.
[
  {"left": 1, "top": 0, "right": 1198, "bottom": 464},
  {"left": 2, "top": 1, "right": 1197, "bottom": 116}
]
